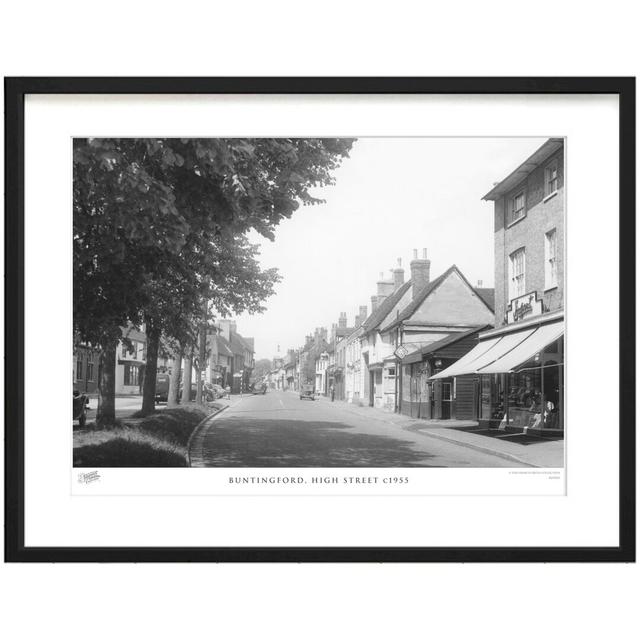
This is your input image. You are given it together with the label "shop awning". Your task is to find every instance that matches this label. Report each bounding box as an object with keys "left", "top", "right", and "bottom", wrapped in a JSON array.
[
  {"left": 429, "top": 328, "right": 535, "bottom": 379},
  {"left": 475, "top": 320, "right": 564, "bottom": 374}
]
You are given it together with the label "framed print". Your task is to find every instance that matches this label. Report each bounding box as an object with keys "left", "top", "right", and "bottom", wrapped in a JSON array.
[{"left": 4, "top": 77, "right": 635, "bottom": 562}]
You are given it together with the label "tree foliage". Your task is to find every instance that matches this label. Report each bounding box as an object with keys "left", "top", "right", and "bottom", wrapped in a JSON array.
[{"left": 73, "top": 137, "right": 354, "bottom": 421}]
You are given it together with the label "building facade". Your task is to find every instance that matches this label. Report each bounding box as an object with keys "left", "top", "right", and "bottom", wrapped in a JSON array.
[
  {"left": 432, "top": 138, "right": 564, "bottom": 433},
  {"left": 383, "top": 260, "right": 495, "bottom": 418}
]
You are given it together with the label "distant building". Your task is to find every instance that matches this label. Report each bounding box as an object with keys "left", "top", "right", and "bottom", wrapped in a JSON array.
[
  {"left": 73, "top": 343, "right": 100, "bottom": 394},
  {"left": 217, "top": 319, "right": 255, "bottom": 394},
  {"left": 433, "top": 138, "right": 564, "bottom": 433},
  {"left": 115, "top": 325, "right": 147, "bottom": 395}
]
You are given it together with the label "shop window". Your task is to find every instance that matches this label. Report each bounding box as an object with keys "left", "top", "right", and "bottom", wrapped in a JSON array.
[
  {"left": 124, "top": 364, "right": 140, "bottom": 386},
  {"left": 402, "top": 365, "right": 411, "bottom": 400},
  {"left": 508, "top": 248, "right": 526, "bottom": 301},
  {"left": 481, "top": 374, "right": 505, "bottom": 422},
  {"left": 542, "top": 337, "right": 564, "bottom": 430},
  {"left": 508, "top": 190, "right": 526, "bottom": 225},
  {"left": 545, "top": 229, "right": 558, "bottom": 290},
  {"left": 508, "top": 363, "right": 543, "bottom": 429}
]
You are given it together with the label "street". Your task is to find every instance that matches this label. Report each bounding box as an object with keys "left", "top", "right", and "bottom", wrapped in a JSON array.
[{"left": 192, "top": 390, "right": 527, "bottom": 467}]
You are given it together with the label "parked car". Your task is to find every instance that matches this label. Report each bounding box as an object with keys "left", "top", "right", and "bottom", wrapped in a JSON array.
[
  {"left": 73, "top": 391, "right": 89, "bottom": 428},
  {"left": 251, "top": 382, "right": 267, "bottom": 395},
  {"left": 178, "top": 381, "right": 217, "bottom": 403},
  {"left": 155, "top": 373, "right": 171, "bottom": 402},
  {"left": 299, "top": 384, "right": 315, "bottom": 400},
  {"left": 210, "top": 383, "right": 227, "bottom": 399}
]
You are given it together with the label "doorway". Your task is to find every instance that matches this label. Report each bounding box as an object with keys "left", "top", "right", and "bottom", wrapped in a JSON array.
[{"left": 441, "top": 380, "right": 452, "bottom": 419}]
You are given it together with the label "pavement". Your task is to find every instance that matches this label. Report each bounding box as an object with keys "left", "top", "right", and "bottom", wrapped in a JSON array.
[
  {"left": 308, "top": 393, "right": 565, "bottom": 468},
  {"left": 189, "top": 389, "right": 564, "bottom": 468}
]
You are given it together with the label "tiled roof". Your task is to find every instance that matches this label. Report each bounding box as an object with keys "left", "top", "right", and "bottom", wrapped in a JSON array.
[
  {"left": 401, "top": 325, "right": 489, "bottom": 364},
  {"left": 209, "top": 334, "right": 233, "bottom": 358},
  {"left": 384, "top": 267, "right": 456, "bottom": 330},
  {"left": 361, "top": 280, "right": 412, "bottom": 335},
  {"left": 475, "top": 288, "right": 495, "bottom": 312},
  {"left": 385, "top": 265, "right": 494, "bottom": 331},
  {"left": 230, "top": 331, "right": 254, "bottom": 355}
]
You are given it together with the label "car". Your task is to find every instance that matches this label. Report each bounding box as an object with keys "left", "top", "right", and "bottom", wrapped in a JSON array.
[
  {"left": 299, "top": 384, "right": 315, "bottom": 400},
  {"left": 155, "top": 373, "right": 171, "bottom": 402},
  {"left": 251, "top": 382, "right": 267, "bottom": 395},
  {"left": 73, "top": 391, "right": 89, "bottom": 428},
  {"left": 210, "top": 383, "right": 227, "bottom": 399}
]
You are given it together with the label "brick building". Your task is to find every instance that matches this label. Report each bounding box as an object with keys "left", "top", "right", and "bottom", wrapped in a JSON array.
[{"left": 433, "top": 138, "right": 564, "bottom": 433}]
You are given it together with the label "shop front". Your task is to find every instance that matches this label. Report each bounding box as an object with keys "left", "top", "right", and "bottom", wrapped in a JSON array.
[
  {"left": 399, "top": 327, "right": 488, "bottom": 420},
  {"left": 431, "top": 313, "right": 564, "bottom": 434}
]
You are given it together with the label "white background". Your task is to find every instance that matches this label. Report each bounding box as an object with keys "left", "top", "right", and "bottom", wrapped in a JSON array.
[
  {"left": 27, "top": 94, "right": 606, "bottom": 547},
  {"left": 1, "top": 2, "right": 638, "bottom": 640}
]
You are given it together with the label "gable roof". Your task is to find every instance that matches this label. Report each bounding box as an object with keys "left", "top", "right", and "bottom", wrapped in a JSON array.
[
  {"left": 361, "top": 280, "right": 412, "bottom": 335},
  {"left": 384, "top": 265, "right": 495, "bottom": 331}
]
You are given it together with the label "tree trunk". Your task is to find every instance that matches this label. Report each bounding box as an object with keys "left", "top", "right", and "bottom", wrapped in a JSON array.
[
  {"left": 96, "top": 337, "right": 117, "bottom": 427},
  {"left": 167, "top": 344, "right": 183, "bottom": 407},
  {"left": 182, "top": 354, "right": 193, "bottom": 404},
  {"left": 141, "top": 321, "right": 160, "bottom": 416},
  {"left": 196, "top": 303, "right": 207, "bottom": 405}
]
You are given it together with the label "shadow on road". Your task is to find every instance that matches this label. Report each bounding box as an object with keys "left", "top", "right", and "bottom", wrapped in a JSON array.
[{"left": 201, "top": 418, "right": 442, "bottom": 467}]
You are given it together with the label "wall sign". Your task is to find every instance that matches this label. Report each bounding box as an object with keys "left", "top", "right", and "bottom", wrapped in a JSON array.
[{"left": 507, "top": 291, "right": 543, "bottom": 324}]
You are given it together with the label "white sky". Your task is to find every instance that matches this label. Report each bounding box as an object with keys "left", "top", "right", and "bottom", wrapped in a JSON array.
[{"left": 235, "top": 137, "right": 547, "bottom": 361}]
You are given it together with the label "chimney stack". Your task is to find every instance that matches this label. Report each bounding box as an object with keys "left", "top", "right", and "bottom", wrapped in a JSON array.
[
  {"left": 392, "top": 257, "right": 405, "bottom": 289},
  {"left": 371, "top": 295, "right": 379, "bottom": 313},
  {"left": 338, "top": 311, "right": 347, "bottom": 329},
  {"left": 477, "top": 279, "right": 483, "bottom": 287},
  {"left": 410, "top": 247, "right": 431, "bottom": 300},
  {"left": 377, "top": 271, "right": 395, "bottom": 299}
]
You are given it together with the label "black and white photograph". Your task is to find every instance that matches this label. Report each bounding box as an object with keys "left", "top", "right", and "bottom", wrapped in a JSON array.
[{"left": 73, "top": 136, "right": 565, "bottom": 471}]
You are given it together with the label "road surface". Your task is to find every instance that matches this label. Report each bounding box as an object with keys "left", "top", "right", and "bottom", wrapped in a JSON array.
[{"left": 193, "top": 390, "right": 525, "bottom": 467}]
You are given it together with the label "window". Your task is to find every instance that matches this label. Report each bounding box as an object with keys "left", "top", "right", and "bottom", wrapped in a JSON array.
[
  {"left": 545, "top": 228, "right": 558, "bottom": 289},
  {"left": 76, "top": 353, "right": 84, "bottom": 381},
  {"left": 86, "top": 352, "right": 95, "bottom": 382},
  {"left": 124, "top": 364, "right": 140, "bottom": 386},
  {"left": 545, "top": 161, "right": 558, "bottom": 197},
  {"left": 508, "top": 248, "right": 526, "bottom": 301},
  {"left": 508, "top": 190, "right": 526, "bottom": 225}
]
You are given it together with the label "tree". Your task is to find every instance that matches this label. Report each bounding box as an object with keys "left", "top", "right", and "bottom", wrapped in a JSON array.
[
  {"left": 253, "top": 358, "right": 272, "bottom": 380},
  {"left": 74, "top": 138, "right": 354, "bottom": 425}
]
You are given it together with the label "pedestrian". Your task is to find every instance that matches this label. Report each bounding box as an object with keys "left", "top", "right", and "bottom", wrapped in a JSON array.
[{"left": 330, "top": 384, "right": 335, "bottom": 402}]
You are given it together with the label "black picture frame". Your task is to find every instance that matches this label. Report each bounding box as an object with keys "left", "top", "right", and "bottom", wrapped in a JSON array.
[{"left": 4, "top": 77, "right": 635, "bottom": 563}]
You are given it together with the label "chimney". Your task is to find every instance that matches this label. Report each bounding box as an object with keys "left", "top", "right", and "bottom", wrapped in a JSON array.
[
  {"left": 392, "top": 257, "right": 405, "bottom": 289},
  {"left": 410, "top": 248, "right": 431, "bottom": 300},
  {"left": 477, "top": 279, "right": 483, "bottom": 287},
  {"left": 377, "top": 271, "right": 395, "bottom": 299},
  {"left": 371, "top": 295, "right": 379, "bottom": 313},
  {"left": 355, "top": 305, "right": 367, "bottom": 327},
  {"left": 338, "top": 312, "right": 347, "bottom": 329}
]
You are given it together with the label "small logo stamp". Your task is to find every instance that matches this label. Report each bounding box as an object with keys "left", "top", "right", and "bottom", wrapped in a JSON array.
[{"left": 77, "top": 470, "right": 101, "bottom": 484}]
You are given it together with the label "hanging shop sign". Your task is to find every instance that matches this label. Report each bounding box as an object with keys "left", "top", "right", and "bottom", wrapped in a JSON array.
[
  {"left": 506, "top": 291, "right": 544, "bottom": 324},
  {"left": 394, "top": 345, "right": 409, "bottom": 359}
]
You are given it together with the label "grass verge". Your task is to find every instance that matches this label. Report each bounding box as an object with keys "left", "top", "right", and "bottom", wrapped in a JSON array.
[{"left": 74, "top": 405, "right": 218, "bottom": 467}]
